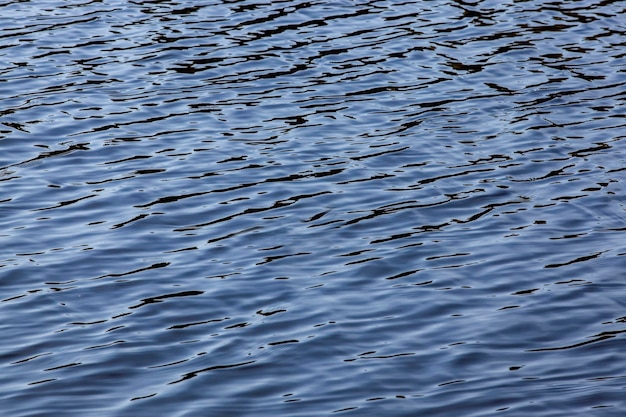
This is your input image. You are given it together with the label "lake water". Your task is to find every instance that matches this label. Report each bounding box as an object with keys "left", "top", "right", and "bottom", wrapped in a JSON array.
[{"left": 1, "top": 1, "right": 625, "bottom": 416}]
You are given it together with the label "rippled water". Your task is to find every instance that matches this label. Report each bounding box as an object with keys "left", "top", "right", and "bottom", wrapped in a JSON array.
[{"left": 1, "top": 1, "right": 625, "bottom": 415}]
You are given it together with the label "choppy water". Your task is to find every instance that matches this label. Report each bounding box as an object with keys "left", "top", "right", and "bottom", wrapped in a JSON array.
[{"left": 1, "top": 1, "right": 625, "bottom": 416}]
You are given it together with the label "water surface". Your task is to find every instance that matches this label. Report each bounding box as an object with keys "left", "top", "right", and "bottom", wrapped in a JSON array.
[{"left": 1, "top": 1, "right": 625, "bottom": 416}]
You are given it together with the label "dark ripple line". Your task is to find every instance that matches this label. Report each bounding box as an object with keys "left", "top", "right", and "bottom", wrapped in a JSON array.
[
  {"left": 95, "top": 262, "right": 170, "bottom": 280},
  {"left": 10, "top": 352, "right": 52, "bottom": 365},
  {"left": 44, "top": 362, "right": 81, "bottom": 371},
  {"left": 174, "top": 191, "right": 332, "bottom": 231},
  {"left": 257, "top": 252, "right": 311, "bottom": 266},
  {"left": 528, "top": 332, "right": 623, "bottom": 352},
  {"left": 27, "top": 378, "right": 57, "bottom": 386},
  {"left": 1, "top": 143, "right": 89, "bottom": 170},
  {"left": 167, "top": 317, "right": 230, "bottom": 331},
  {"left": 544, "top": 251, "right": 605, "bottom": 269},
  {"left": 129, "top": 290, "right": 204, "bottom": 310},
  {"left": 33, "top": 193, "right": 97, "bottom": 212},
  {"left": 168, "top": 360, "right": 256, "bottom": 385},
  {"left": 0, "top": 15, "right": 101, "bottom": 38},
  {"left": 137, "top": 171, "right": 340, "bottom": 209}
]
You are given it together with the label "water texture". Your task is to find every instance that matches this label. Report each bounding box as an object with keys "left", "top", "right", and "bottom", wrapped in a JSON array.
[{"left": 1, "top": 1, "right": 625, "bottom": 416}]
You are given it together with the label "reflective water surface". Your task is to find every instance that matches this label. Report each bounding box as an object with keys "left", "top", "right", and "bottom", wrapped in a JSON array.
[{"left": 1, "top": 1, "right": 625, "bottom": 416}]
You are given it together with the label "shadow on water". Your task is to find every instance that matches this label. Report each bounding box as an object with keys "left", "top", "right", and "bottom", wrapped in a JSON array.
[{"left": 0, "top": 0, "right": 625, "bottom": 416}]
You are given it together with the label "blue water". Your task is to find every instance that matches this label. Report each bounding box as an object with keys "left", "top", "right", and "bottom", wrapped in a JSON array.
[{"left": 1, "top": 1, "right": 625, "bottom": 416}]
